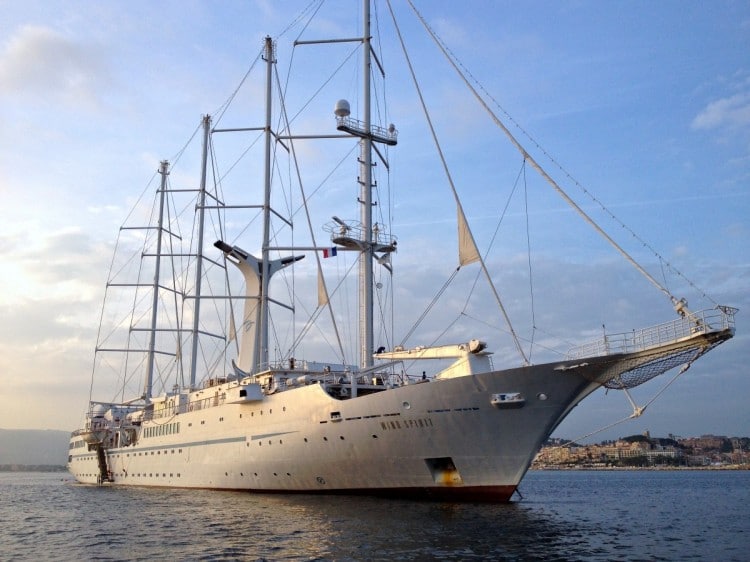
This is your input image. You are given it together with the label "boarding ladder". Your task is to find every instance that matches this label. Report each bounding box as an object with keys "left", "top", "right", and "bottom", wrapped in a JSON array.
[{"left": 95, "top": 444, "right": 112, "bottom": 484}]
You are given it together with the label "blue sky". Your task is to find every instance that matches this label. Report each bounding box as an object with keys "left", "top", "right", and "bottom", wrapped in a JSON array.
[{"left": 1, "top": 0, "right": 748, "bottom": 442}]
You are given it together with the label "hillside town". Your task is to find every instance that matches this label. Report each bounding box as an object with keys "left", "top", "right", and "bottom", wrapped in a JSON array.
[{"left": 533, "top": 433, "right": 750, "bottom": 469}]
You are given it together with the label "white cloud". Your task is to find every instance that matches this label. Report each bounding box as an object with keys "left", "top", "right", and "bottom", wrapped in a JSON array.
[
  {"left": 691, "top": 92, "right": 750, "bottom": 131},
  {"left": 0, "top": 24, "right": 109, "bottom": 110}
]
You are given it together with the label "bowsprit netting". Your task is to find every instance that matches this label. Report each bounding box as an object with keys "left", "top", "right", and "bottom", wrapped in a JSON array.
[{"left": 567, "top": 306, "right": 736, "bottom": 390}]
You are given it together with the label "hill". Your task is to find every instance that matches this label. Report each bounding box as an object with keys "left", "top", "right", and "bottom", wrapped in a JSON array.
[{"left": 0, "top": 428, "right": 70, "bottom": 466}]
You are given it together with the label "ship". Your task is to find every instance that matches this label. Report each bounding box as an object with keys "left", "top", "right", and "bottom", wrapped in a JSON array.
[{"left": 67, "top": 1, "right": 736, "bottom": 501}]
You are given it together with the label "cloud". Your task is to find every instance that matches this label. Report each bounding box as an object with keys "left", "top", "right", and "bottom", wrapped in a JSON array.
[
  {"left": 691, "top": 92, "right": 750, "bottom": 131},
  {"left": 0, "top": 24, "right": 109, "bottom": 110},
  {"left": 0, "top": 226, "right": 109, "bottom": 306}
]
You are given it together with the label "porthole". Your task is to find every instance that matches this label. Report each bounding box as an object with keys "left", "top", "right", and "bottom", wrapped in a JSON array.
[
  {"left": 537, "top": 393, "right": 548, "bottom": 401},
  {"left": 403, "top": 401, "right": 411, "bottom": 410}
]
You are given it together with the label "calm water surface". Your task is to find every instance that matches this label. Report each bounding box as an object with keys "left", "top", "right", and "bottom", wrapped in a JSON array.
[{"left": 1, "top": 470, "right": 748, "bottom": 561}]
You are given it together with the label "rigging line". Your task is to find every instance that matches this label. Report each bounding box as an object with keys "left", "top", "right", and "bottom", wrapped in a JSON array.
[
  {"left": 460, "top": 311, "right": 568, "bottom": 358},
  {"left": 640, "top": 349, "right": 704, "bottom": 411},
  {"left": 216, "top": 131, "right": 264, "bottom": 186},
  {"left": 532, "top": 324, "right": 580, "bottom": 353},
  {"left": 559, "top": 352, "right": 701, "bottom": 448},
  {"left": 460, "top": 158, "right": 525, "bottom": 315},
  {"left": 400, "top": 266, "right": 461, "bottom": 346},
  {"left": 168, "top": 119, "right": 204, "bottom": 171},
  {"left": 284, "top": 44, "right": 360, "bottom": 131},
  {"left": 428, "top": 314, "right": 463, "bottom": 348},
  {"left": 371, "top": 0, "right": 391, "bottom": 150},
  {"left": 523, "top": 160, "right": 537, "bottom": 363},
  {"left": 285, "top": 0, "right": 326, "bottom": 44},
  {"left": 387, "top": 0, "right": 528, "bottom": 365},
  {"left": 91, "top": 226, "right": 129, "bottom": 403},
  {"left": 211, "top": 48, "right": 264, "bottom": 128},
  {"left": 292, "top": 145, "right": 359, "bottom": 223},
  {"left": 276, "top": 70, "right": 348, "bottom": 365},
  {"left": 118, "top": 171, "right": 159, "bottom": 227},
  {"left": 562, "top": 412, "right": 641, "bottom": 449},
  {"left": 164, "top": 173, "right": 185, "bottom": 388},
  {"left": 402, "top": 314, "right": 463, "bottom": 375},
  {"left": 281, "top": 37, "right": 359, "bottom": 216},
  {"left": 291, "top": 258, "right": 360, "bottom": 362},
  {"left": 407, "top": 0, "right": 685, "bottom": 312}
]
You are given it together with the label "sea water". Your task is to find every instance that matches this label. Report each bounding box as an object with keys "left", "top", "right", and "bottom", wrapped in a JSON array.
[{"left": 1, "top": 470, "right": 748, "bottom": 561}]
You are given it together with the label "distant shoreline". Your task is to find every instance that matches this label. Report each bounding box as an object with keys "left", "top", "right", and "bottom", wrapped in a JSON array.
[
  {"left": 0, "top": 465, "right": 67, "bottom": 473},
  {"left": 532, "top": 465, "right": 749, "bottom": 471}
]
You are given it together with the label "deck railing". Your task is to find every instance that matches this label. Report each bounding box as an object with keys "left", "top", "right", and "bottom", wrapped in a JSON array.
[{"left": 567, "top": 306, "right": 737, "bottom": 360}]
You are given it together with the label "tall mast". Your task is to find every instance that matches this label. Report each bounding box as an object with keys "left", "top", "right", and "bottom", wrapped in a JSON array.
[
  {"left": 359, "top": 0, "right": 374, "bottom": 373},
  {"left": 143, "top": 159, "right": 169, "bottom": 401},
  {"left": 258, "top": 36, "right": 275, "bottom": 372},
  {"left": 189, "top": 114, "right": 212, "bottom": 388}
]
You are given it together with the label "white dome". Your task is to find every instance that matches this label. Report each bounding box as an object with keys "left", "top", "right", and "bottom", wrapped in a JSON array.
[{"left": 334, "top": 99, "right": 351, "bottom": 117}]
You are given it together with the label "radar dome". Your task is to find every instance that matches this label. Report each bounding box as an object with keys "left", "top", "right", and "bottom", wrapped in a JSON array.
[
  {"left": 334, "top": 99, "right": 351, "bottom": 117},
  {"left": 91, "top": 404, "right": 107, "bottom": 417}
]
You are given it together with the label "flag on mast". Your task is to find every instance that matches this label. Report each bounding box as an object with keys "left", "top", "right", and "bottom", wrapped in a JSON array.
[{"left": 322, "top": 247, "right": 338, "bottom": 258}]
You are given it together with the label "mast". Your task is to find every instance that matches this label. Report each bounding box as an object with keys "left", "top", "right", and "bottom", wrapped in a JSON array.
[
  {"left": 258, "top": 36, "right": 275, "bottom": 372},
  {"left": 328, "top": 0, "right": 397, "bottom": 380},
  {"left": 189, "top": 114, "right": 212, "bottom": 388},
  {"left": 143, "top": 159, "right": 169, "bottom": 401},
  {"left": 359, "top": 0, "right": 374, "bottom": 376}
]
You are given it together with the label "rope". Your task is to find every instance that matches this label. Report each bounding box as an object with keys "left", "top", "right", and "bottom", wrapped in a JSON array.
[
  {"left": 405, "top": 0, "right": 711, "bottom": 310},
  {"left": 400, "top": 267, "right": 461, "bottom": 346},
  {"left": 557, "top": 348, "right": 702, "bottom": 448},
  {"left": 522, "top": 161, "right": 537, "bottom": 363},
  {"left": 387, "top": 0, "right": 528, "bottom": 365},
  {"left": 276, "top": 60, "right": 349, "bottom": 365}
]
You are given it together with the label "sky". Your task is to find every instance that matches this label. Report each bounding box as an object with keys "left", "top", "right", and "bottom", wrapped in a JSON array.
[{"left": 1, "top": 0, "right": 748, "bottom": 442}]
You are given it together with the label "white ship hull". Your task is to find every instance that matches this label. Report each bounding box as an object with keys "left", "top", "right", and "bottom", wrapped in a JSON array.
[
  {"left": 70, "top": 361, "right": 600, "bottom": 501},
  {"left": 69, "top": 321, "right": 733, "bottom": 501}
]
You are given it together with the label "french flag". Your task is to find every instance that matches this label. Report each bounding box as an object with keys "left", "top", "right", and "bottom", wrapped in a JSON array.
[{"left": 323, "top": 247, "right": 338, "bottom": 258}]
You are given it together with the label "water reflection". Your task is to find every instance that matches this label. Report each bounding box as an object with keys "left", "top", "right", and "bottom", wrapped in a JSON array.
[{"left": 2, "top": 472, "right": 748, "bottom": 561}]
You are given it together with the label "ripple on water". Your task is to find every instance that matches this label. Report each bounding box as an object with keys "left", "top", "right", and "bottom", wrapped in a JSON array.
[{"left": 0, "top": 471, "right": 748, "bottom": 561}]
